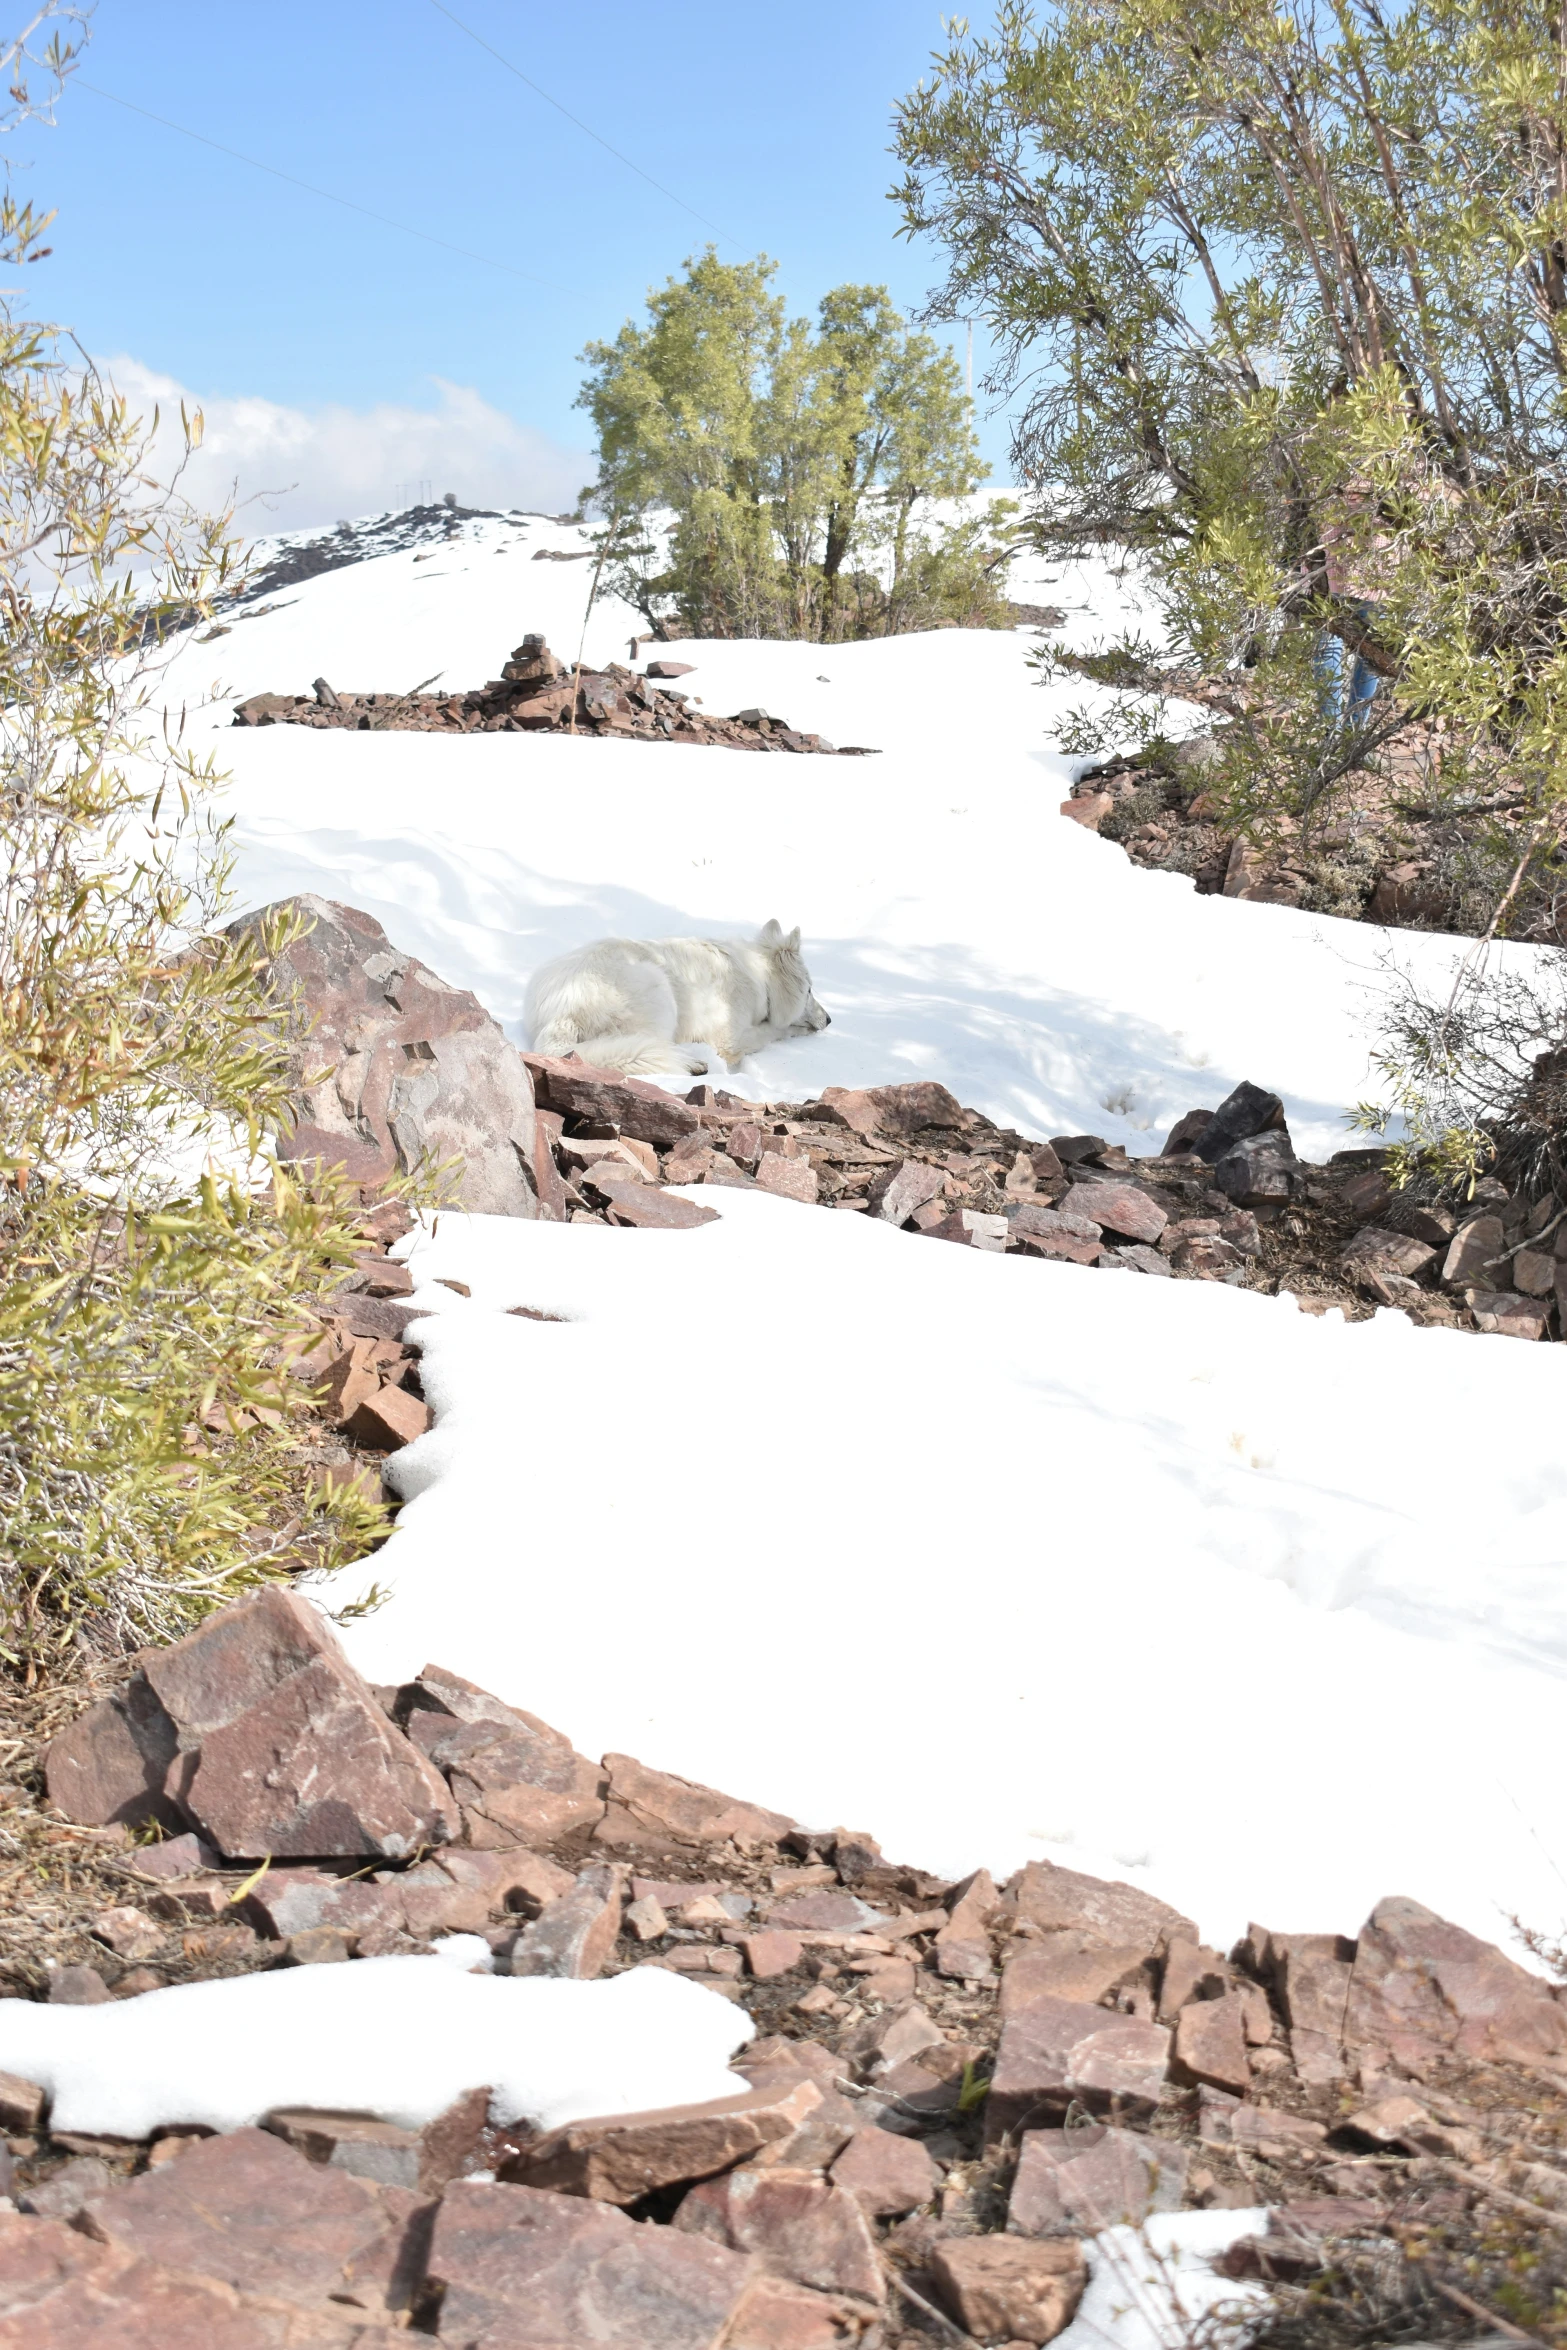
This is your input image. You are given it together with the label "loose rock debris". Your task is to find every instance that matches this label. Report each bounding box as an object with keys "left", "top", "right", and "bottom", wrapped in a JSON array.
[
  {"left": 7, "top": 1586, "right": 1567, "bottom": 2344},
  {"left": 232, "top": 633, "right": 874, "bottom": 754}
]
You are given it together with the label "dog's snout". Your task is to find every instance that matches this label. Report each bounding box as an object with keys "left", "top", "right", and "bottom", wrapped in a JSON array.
[{"left": 822, "top": 1011, "right": 832, "bottom": 1025}]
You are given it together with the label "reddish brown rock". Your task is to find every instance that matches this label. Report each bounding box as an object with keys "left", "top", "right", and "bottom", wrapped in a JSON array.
[
  {"left": 244, "top": 1868, "right": 405, "bottom": 1944},
  {"left": 598, "top": 1178, "right": 722, "bottom": 1230},
  {"left": 1005, "top": 1861, "right": 1194, "bottom": 1956},
  {"left": 233, "top": 895, "right": 543, "bottom": 1217},
  {"left": 176, "top": 1643, "right": 457, "bottom": 1861},
  {"left": 1343, "top": 1894, "right": 1567, "bottom": 2070},
  {"left": 0, "top": 2216, "right": 372, "bottom": 2350},
  {"left": 1008, "top": 2124, "right": 1186, "bottom": 2236},
  {"left": 344, "top": 1385, "right": 431, "bottom": 1451},
  {"left": 936, "top": 1869, "right": 999, "bottom": 1982},
  {"left": 1172, "top": 1993, "right": 1252, "bottom": 2095},
  {"left": 75, "top": 2126, "right": 417, "bottom": 2315},
  {"left": 1157, "top": 1938, "right": 1229, "bottom": 2022},
  {"left": 264, "top": 2085, "right": 489, "bottom": 2194},
  {"left": 505, "top": 2076, "right": 823, "bottom": 2202},
  {"left": 1064, "top": 1181, "right": 1168, "bottom": 1245},
  {"left": 865, "top": 1160, "right": 947, "bottom": 1225},
  {"left": 44, "top": 1676, "right": 183, "bottom": 1834},
  {"left": 842, "top": 2002, "right": 947, "bottom": 2080},
  {"left": 987, "top": 1998, "right": 1171, "bottom": 2137},
  {"left": 674, "top": 2167, "right": 884, "bottom": 2307},
  {"left": 723, "top": 2275, "right": 857, "bottom": 2349},
  {"left": 1265, "top": 1931, "right": 1355, "bottom": 2085},
  {"left": 1001, "top": 1940, "right": 1146, "bottom": 2017},
  {"left": 1442, "top": 1214, "right": 1506, "bottom": 1288},
  {"left": 830, "top": 2127, "right": 938, "bottom": 2217},
  {"left": 766, "top": 1891, "right": 882, "bottom": 1934},
  {"left": 121, "top": 1831, "right": 223, "bottom": 1883},
  {"left": 502, "top": 1866, "right": 623, "bottom": 1978},
  {"left": 1467, "top": 1288, "right": 1550, "bottom": 1338},
  {"left": 1341, "top": 1228, "right": 1436, "bottom": 1281},
  {"left": 817, "top": 1082, "right": 968, "bottom": 1141},
  {"left": 1061, "top": 791, "right": 1114, "bottom": 830},
  {"left": 1005, "top": 1203, "right": 1104, "bottom": 1264},
  {"left": 926, "top": 1206, "right": 1009, "bottom": 1251},
  {"left": 523, "top": 1053, "right": 702, "bottom": 1147},
  {"left": 595, "top": 1753, "right": 795, "bottom": 1851},
  {"left": 407, "top": 1701, "right": 606, "bottom": 1848},
  {"left": 0, "top": 2071, "right": 46, "bottom": 2131},
  {"left": 753, "top": 1154, "right": 820, "bottom": 1205},
  {"left": 930, "top": 2235, "right": 1086, "bottom": 2346},
  {"left": 430, "top": 2177, "right": 760, "bottom": 2348},
  {"left": 744, "top": 1930, "right": 805, "bottom": 1980}
]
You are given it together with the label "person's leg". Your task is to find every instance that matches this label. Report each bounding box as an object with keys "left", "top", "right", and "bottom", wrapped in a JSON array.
[
  {"left": 1346, "top": 599, "right": 1381, "bottom": 726},
  {"left": 1313, "top": 630, "right": 1346, "bottom": 721}
]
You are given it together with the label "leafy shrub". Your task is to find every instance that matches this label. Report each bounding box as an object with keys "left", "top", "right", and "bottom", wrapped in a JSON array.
[{"left": 0, "top": 23, "right": 380, "bottom": 1672}]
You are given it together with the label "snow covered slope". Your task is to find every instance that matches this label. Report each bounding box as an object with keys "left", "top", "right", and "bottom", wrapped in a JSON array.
[
  {"left": 159, "top": 514, "right": 1511, "bottom": 1156},
  {"left": 149, "top": 519, "right": 1567, "bottom": 1956}
]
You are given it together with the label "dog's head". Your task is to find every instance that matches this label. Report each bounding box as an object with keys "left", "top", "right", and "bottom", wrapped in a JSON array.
[{"left": 757, "top": 919, "right": 830, "bottom": 1034}]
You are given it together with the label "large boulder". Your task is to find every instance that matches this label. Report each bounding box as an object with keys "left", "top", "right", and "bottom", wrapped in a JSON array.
[
  {"left": 229, "top": 894, "right": 550, "bottom": 1217},
  {"left": 47, "top": 1589, "right": 456, "bottom": 1860}
]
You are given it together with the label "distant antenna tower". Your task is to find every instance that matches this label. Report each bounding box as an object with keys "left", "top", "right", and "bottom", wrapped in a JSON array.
[{"left": 393, "top": 478, "right": 433, "bottom": 508}]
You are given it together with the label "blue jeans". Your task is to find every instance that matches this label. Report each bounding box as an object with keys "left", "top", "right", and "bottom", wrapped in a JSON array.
[{"left": 1315, "top": 600, "right": 1381, "bottom": 726}]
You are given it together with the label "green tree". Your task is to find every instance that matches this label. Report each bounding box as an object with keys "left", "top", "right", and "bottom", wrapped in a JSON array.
[
  {"left": 578, "top": 249, "right": 1015, "bottom": 641},
  {"left": 892, "top": 0, "right": 1567, "bottom": 888},
  {"left": 0, "top": 10, "right": 384, "bottom": 1672}
]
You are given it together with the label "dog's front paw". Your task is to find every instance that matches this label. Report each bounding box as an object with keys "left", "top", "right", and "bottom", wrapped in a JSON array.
[{"left": 684, "top": 1053, "right": 710, "bottom": 1076}]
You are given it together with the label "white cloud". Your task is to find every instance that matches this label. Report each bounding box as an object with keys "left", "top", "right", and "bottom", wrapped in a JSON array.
[{"left": 104, "top": 357, "right": 592, "bottom": 538}]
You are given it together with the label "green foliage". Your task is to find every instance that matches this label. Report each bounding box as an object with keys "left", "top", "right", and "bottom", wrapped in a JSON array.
[
  {"left": 893, "top": 0, "right": 1567, "bottom": 896},
  {"left": 0, "top": 13, "right": 384, "bottom": 1672},
  {"left": 578, "top": 249, "right": 1016, "bottom": 640}
]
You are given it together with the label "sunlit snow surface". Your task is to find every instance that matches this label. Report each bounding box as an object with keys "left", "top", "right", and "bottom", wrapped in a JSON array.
[
  {"left": 148, "top": 517, "right": 1567, "bottom": 1958},
  {"left": 0, "top": 1946, "right": 753, "bottom": 2139}
]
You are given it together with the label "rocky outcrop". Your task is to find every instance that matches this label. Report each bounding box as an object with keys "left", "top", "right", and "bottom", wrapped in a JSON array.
[
  {"left": 230, "top": 896, "right": 546, "bottom": 1218},
  {"left": 232, "top": 636, "right": 859, "bottom": 756}
]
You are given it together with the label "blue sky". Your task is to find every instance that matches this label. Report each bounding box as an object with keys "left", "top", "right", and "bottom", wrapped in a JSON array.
[{"left": 13, "top": 1, "right": 1015, "bottom": 529}]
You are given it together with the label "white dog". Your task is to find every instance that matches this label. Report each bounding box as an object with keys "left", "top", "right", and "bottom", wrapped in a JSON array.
[{"left": 526, "top": 921, "right": 830, "bottom": 1078}]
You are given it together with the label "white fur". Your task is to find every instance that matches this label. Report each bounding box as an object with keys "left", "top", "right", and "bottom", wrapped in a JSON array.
[{"left": 526, "top": 921, "right": 830, "bottom": 1078}]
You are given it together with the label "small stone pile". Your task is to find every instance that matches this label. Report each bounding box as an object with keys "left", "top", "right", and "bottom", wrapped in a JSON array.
[
  {"left": 232, "top": 636, "right": 862, "bottom": 754},
  {"left": 11, "top": 1586, "right": 1567, "bottom": 2344}
]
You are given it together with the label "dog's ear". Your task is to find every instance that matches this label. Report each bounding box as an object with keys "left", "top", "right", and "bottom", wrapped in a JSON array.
[
  {"left": 757, "top": 918, "right": 784, "bottom": 946},
  {"left": 784, "top": 926, "right": 801, "bottom": 951}
]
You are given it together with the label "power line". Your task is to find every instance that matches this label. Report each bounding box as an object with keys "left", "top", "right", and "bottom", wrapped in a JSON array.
[
  {"left": 425, "top": 0, "right": 735, "bottom": 246},
  {"left": 73, "top": 77, "right": 556, "bottom": 287}
]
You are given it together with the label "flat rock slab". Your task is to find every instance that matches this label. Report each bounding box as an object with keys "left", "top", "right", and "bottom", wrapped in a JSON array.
[
  {"left": 674, "top": 2166, "right": 884, "bottom": 2306},
  {"left": 76, "top": 2126, "right": 416, "bottom": 2316},
  {"left": 1066, "top": 1182, "right": 1169, "bottom": 1244},
  {"left": 506, "top": 2077, "right": 823, "bottom": 2203},
  {"left": 987, "top": 1997, "right": 1171, "bottom": 2137},
  {"left": 0, "top": 2215, "right": 374, "bottom": 2349},
  {"left": 1001, "top": 1941, "right": 1147, "bottom": 2016},
  {"left": 931, "top": 2234, "right": 1086, "bottom": 2346},
  {"left": 1005, "top": 1861, "right": 1195, "bottom": 1957},
  {"left": 407, "top": 1707, "right": 606, "bottom": 1848},
  {"left": 428, "top": 2177, "right": 759, "bottom": 2348},
  {"left": 51, "top": 1589, "right": 457, "bottom": 1860},
  {"left": 1344, "top": 1894, "right": 1567, "bottom": 2070},
  {"left": 523, "top": 1054, "right": 700, "bottom": 1147},
  {"left": 595, "top": 1753, "right": 795, "bottom": 1852},
  {"left": 1008, "top": 2124, "right": 1186, "bottom": 2235},
  {"left": 829, "top": 2127, "right": 939, "bottom": 2217}
]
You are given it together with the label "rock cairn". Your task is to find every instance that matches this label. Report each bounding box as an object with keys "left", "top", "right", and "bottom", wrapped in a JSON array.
[
  {"left": 12, "top": 1586, "right": 1567, "bottom": 2344},
  {"left": 233, "top": 637, "right": 860, "bottom": 754}
]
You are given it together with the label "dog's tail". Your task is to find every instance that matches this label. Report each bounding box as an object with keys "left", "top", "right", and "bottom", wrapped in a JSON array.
[{"left": 532, "top": 1020, "right": 707, "bottom": 1080}]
